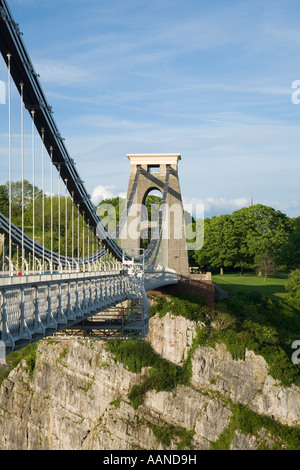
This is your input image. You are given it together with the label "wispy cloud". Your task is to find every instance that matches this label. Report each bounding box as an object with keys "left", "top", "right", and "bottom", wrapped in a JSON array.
[{"left": 34, "top": 59, "right": 92, "bottom": 86}]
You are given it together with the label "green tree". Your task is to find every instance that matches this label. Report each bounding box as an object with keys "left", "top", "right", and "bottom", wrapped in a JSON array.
[
  {"left": 225, "top": 205, "right": 290, "bottom": 274},
  {"left": 192, "top": 217, "right": 211, "bottom": 270},
  {"left": 193, "top": 215, "right": 237, "bottom": 273},
  {"left": 229, "top": 207, "right": 257, "bottom": 273},
  {"left": 246, "top": 205, "right": 290, "bottom": 261},
  {"left": 286, "top": 268, "right": 300, "bottom": 309},
  {"left": 7, "top": 180, "right": 42, "bottom": 219},
  {"left": 193, "top": 204, "right": 290, "bottom": 274},
  {"left": 255, "top": 250, "right": 277, "bottom": 280},
  {"left": 141, "top": 194, "right": 162, "bottom": 248},
  {"left": 0, "top": 184, "right": 9, "bottom": 217},
  {"left": 276, "top": 217, "right": 300, "bottom": 271},
  {"left": 97, "top": 196, "right": 126, "bottom": 234}
]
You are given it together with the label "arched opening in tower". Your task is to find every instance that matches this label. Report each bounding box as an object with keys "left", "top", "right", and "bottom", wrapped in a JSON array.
[{"left": 140, "top": 188, "right": 162, "bottom": 251}]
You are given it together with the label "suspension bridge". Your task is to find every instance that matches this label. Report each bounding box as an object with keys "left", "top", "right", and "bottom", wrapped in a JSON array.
[{"left": 0, "top": 0, "right": 196, "bottom": 354}]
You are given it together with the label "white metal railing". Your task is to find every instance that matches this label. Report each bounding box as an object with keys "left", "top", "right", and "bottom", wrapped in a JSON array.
[
  {"left": 0, "top": 257, "right": 178, "bottom": 353},
  {"left": 0, "top": 262, "right": 177, "bottom": 352}
]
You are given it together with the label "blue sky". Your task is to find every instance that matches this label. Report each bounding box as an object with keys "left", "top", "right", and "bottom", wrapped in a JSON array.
[{"left": 0, "top": 0, "right": 300, "bottom": 218}]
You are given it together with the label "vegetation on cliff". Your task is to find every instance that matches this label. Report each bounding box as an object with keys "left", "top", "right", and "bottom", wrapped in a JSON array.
[
  {"left": 0, "top": 342, "right": 37, "bottom": 386},
  {"left": 148, "top": 287, "right": 300, "bottom": 387},
  {"left": 106, "top": 339, "right": 190, "bottom": 410},
  {"left": 106, "top": 279, "right": 300, "bottom": 449},
  {"left": 212, "top": 402, "right": 300, "bottom": 450}
]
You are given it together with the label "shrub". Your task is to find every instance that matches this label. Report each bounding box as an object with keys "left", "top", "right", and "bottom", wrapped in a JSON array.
[
  {"left": 106, "top": 340, "right": 159, "bottom": 373},
  {"left": 1, "top": 342, "right": 38, "bottom": 386},
  {"left": 128, "top": 357, "right": 186, "bottom": 409},
  {"left": 149, "top": 294, "right": 208, "bottom": 322},
  {"left": 212, "top": 402, "right": 300, "bottom": 450},
  {"left": 25, "top": 343, "right": 38, "bottom": 380},
  {"left": 285, "top": 268, "right": 300, "bottom": 309},
  {"left": 150, "top": 422, "right": 195, "bottom": 449},
  {"left": 107, "top": 338, "right": 189, "bottom": 409}
]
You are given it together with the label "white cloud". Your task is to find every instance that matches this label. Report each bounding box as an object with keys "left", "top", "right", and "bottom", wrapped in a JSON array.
[
  {"left": 91, "top": 185, "right": 126, "bottom": 205},
  {"left": 183, "top": 196, "right": 249, "bottom": 217}
]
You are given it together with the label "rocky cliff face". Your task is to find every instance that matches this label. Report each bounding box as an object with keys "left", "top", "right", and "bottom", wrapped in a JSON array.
[{"left": 0, "top": 312, "right": 299, "bottom": 450}]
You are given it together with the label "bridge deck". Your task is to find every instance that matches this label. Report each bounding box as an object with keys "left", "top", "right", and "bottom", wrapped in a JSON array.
[{"left": 0, "top": 268, "right": 178, "bottom": 354}]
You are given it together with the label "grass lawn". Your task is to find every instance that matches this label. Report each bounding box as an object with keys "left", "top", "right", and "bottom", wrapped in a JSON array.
[{"left": 212, "top": 273, "right": 287, "bottom": 300}]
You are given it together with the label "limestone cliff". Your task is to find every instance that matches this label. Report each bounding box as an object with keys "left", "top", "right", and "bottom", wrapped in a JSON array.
[{"left": 0, "top": 312, "right": 299, "bottom": 450}]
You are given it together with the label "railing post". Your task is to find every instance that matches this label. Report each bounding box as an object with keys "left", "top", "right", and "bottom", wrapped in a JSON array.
[
  {"left": 102, "top": 278, "right": 107, "bottom": 308},
  {"left": 0, "top": 289, "right": 15, "bottom": 350},
  {"left": 19, "top": 287, "right": 32, "bottom": 341},
  {"left": 57, "top": 283, "right": 67, "bottom": 326},
  {"left": 94, "top": 278, "right": 101, "bottom": 309},
  {"left": 66, "top": 281, "right": 76, "bottom": 322},
  {"left": 33, "top": 286, "right": 46, "bottom": 336},
  {"left": 46, "top": 283, "right": 57, "bottom": 330},
  {"left": 88, "top": 279, "right": 95, "bottom": 313},
  {"left": 74, "top": 280, "right": 84, "bottom": 319},
  {"left": 82, "top": 280, "right": 89, "bottom": 315}
]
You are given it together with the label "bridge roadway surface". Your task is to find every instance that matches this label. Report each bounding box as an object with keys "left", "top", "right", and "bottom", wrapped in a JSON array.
[{"left": 0, "top": 267, "right": 178, "bottom": 354}]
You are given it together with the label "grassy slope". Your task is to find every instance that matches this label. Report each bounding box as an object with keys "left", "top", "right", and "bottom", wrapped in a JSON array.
[{"left": 213, "top": 273, "right": 287, "bottom": 300}]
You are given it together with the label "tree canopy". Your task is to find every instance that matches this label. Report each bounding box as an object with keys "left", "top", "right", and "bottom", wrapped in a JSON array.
[
  {"left": 192, "top": 204, "right": 292, "bottom": 274},
  {"left": 276, "top": 217, "right": 300, "bottom": 271},
  {"left": 0, "top": 180, "right": 98, "bottom": 261},
  {"left": 286, "top": 268, "right": 300, "bottom": 308}
]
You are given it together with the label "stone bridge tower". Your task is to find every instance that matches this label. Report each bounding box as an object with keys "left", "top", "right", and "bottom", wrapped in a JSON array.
[{"left": 120, "top": 154, "right": 189, "bottom": 275}]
